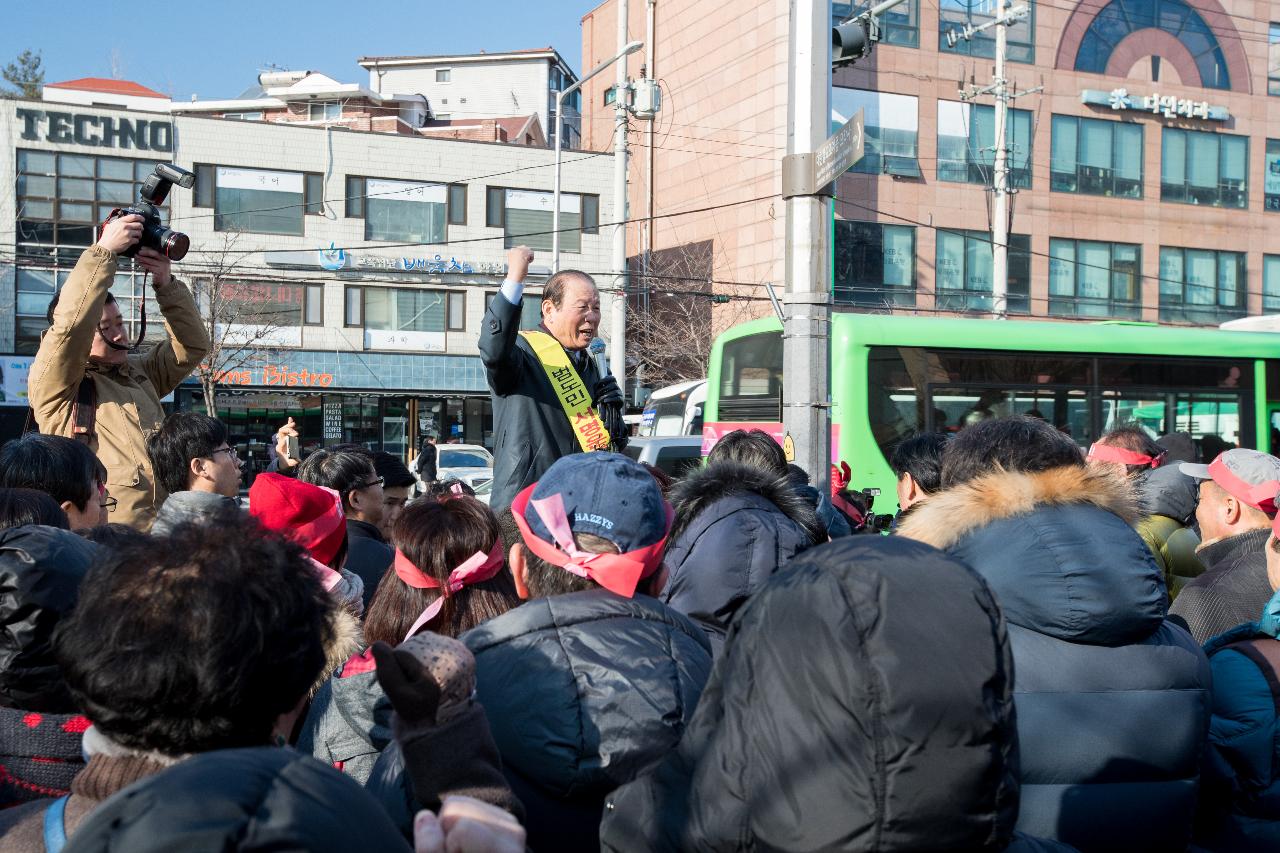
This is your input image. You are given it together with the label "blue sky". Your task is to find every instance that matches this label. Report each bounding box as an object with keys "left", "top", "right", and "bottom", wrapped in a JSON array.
[{"left": 5, "top": 0, "right": 593, "bottom": 101}]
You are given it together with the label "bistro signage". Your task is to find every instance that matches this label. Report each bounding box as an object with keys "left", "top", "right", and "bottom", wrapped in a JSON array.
[
  {"left": 213, "top": 365, "right": 335, "bottom": 387},
  {"left": 1080, "top": 89, "right": 1229, "bottom": 122},
  {"left": 16, "top": 108, "right": 174, "bottom": 152}
]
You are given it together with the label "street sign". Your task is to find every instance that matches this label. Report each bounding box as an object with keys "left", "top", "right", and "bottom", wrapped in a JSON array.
[{"left": 814, "top": 108, "right": 865, "bottom": 190}]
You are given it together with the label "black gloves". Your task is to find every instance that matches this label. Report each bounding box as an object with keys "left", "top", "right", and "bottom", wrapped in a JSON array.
[
  {"left": 593, "top": 374, "right": 624, "bottom": 407},
  {"left": 372, "top": 636, "right": 477, "bottom": 731},
  {"left": 593, "top": 375, "right": 629, "bottom": 452}
]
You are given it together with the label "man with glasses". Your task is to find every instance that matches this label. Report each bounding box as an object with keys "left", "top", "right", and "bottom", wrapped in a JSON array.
[
  {"left": 28, "top": 214, "right": 210, "bottom": 531},
  {"left": 0, "top": 433, "right": 112, "bottom": 530},
  {"left": 298, "top": 447, "right": 389, "bottom": 607},
  {"left": 146, "top": 413, "right": 244, "bottom": 536}
]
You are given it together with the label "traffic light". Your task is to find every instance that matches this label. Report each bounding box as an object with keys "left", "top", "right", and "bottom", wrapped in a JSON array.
[{"left": 833, "top": 16, "right": 873, "bottom": 66}]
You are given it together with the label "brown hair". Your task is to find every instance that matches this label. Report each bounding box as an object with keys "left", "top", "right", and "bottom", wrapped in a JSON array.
[{"left": 364, "top": 498, "right": 519, "bottom": 643}]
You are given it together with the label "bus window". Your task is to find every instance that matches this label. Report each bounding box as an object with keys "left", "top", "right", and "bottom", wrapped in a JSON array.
[
  {"left": 719, "top": 333, "right": 783, "bottom": 421},
  {"left": 928, "top": 388, "right": 1089, "bottom": 439}
]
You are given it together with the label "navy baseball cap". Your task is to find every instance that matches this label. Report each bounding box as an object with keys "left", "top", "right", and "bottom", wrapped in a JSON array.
[{"left": 523, "top": 452, "right": 668, "bottom": 551}]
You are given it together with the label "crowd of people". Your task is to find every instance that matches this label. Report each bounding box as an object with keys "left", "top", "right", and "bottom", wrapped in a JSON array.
[
  {"left": 2, "top": 409, "right": 1280, "bottom": 851},
  {"left": 8, "top": 237, "right": 1280, "bottom": 850}
]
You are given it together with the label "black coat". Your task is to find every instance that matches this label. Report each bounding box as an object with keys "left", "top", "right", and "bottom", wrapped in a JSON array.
[
  {"left": 479, "top": 293, "right": 607, "bottom": 510},
  {"left": 461, "top": 589, "right": 712, "bottom": 852},
  {"left": 0, "top": 525, "right": 96, "bottom": 712},
  {"left": 345, "top": 519, "right": 392, "bottom": 608},
  {"left": 602, "top": 536, "right": 1076, "bottom": 853},
  {"left": 899, "top": 466, "right": 1211, "bottom": 853},
  {"left": 661, "top": 461, "right": 824, "bottom": 655},
  {"left": 62, "top": 747, "right": 409, "bottom": 853}
]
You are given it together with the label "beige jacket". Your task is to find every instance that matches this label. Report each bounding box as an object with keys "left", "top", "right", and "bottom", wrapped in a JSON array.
[{"left": 28, "top": 245, "right": 209, "bottom": 530}]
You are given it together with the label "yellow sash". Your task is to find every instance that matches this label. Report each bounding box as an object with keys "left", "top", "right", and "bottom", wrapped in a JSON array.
[{"left": 519, "top": 330, "right": 611, "bottom": 453}]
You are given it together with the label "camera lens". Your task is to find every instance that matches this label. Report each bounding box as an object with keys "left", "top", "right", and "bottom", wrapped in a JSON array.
[{"left": 163, "top": 232, "right": 191, "bottom": 261}]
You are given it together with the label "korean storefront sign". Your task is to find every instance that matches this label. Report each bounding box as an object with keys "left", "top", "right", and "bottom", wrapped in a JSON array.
[{"left": 1080, "top": 89, "right": 1229, "bottom": 122}]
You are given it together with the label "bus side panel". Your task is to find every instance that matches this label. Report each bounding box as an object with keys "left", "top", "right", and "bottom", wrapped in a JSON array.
[{"left": 838, "top": 344, "right": 898, "bottom": 499}]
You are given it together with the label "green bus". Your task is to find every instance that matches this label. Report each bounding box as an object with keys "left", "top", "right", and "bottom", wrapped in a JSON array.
[{"left": 703, "top": 314, "right": 1280, "bottom": 499}]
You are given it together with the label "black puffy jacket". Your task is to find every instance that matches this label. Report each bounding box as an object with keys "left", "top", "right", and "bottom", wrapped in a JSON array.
[
  {"left": 661, "top": 461, "right": 823, "bottom": 655},
  {"left": 0, "top": 525, "right": 96, "bottom": 712},
  {"left": 602, "top": 536, "right": 1077, "bottom": 852},
  {"left": 461, "top": 589, "right": 712, "bottom": 852},
  {"left": 62, "top": 747, "right": 409, "bottom": 853}
]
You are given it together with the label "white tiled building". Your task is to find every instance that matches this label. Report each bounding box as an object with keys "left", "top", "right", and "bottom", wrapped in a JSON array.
[{"left": 1, "top": 92, "right": 614, "bottom": 466}]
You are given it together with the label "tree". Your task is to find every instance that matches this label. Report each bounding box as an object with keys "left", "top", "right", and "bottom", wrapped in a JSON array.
[
  {"left": 627, "top": 240, "right": 755, "bottom": 390},
  {"left": 1, "top": 50, "right": 44, "bottom": 99},
  {"left": 188, "top": 231, "right": 295, "bottom": 417}
]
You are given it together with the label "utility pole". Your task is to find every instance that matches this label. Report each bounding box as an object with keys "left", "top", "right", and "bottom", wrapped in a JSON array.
[
  {"left": 611, "top": 0, "right": 630, "bottom": 388},
  {"left": 949, "top": 1, "right": 1036, "bottom": 319},
  {"left": 782, "top": 0, "right": 833, "bottom": 493}
]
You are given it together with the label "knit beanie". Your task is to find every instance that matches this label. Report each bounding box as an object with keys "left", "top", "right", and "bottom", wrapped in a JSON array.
[{"left": 248, "top": 473, "right": 347, "bottom": 567}]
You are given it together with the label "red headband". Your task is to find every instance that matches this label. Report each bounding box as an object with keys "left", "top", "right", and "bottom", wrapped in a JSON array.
[
  {"left": 395, "top": 540, "right": 506, "bottom": 640},
  {"left": 1209, "top": 456, "right": 1280, "bottom": 515},
  {"left": 1088, "top": 443, "right": 1165, "bottom": 469},
  {"left": 510, "top": 484, "right": 672, "bottom": 599}
]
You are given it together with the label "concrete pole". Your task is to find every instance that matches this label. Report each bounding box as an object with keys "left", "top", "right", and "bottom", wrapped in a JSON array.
[
  {"left": 991, "top": 0, "right": 1010, "bottom": 319},
  {"left": 552, "top": 88, "right": 565, "bottom": 272},
  {"left": 610, "top": 0, "right": 630, "bottom": 389},
  {"left": 783, "top": 0, "right": 832, "bottom": 493}
]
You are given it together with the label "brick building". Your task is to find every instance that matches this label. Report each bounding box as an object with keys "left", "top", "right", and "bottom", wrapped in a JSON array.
[{"left": 582, "top": 0, "right": 1280, "bottom": 326}]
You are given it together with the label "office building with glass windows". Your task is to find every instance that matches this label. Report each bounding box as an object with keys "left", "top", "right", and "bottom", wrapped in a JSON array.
[
  {"left": 1, "top": 80, "right": 613, "bottom": 466},
  {"left": 582, "top": 0, "right": 1280, "bottom": 327}
]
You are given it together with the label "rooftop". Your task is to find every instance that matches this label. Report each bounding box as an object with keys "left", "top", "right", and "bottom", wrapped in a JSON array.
[
  {"left": 44, "top": 77, "right": 168, "bottom": 99},
  {"left": 357, "top": 47, "right": 576, "bottom": 76}
]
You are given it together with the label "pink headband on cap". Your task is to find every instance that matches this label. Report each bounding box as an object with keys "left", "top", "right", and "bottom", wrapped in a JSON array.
[
  {"left": 395, "top": 540, "right": 505, "bottom": 640},
  {"left": 510, "top": 485, "right": 672, "bottom": 599},
  {"left": 1209, "top": 456, "right": 1280, "bottom": 514},
  {"left": 1088, "top": 443, "right": 1165, "bottom": 469}
]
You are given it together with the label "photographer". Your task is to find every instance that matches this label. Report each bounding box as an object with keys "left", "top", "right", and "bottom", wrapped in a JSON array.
[
  {"left": 27, "top": 214, "right": 209, "bottom": 531},
  {"left": 480, "top": 245, "right": 626, "bottom": 510}
]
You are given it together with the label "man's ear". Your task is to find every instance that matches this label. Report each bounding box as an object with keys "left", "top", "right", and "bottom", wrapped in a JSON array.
[
  {"left": 509, "top": 542, "right": 530, "bottom": 600},
  {"left": 1223, "top": 495, "right": 1244, "bottom": 526},
  {"left": 189, "top": 456, "right": 208, "bottom": 486}
]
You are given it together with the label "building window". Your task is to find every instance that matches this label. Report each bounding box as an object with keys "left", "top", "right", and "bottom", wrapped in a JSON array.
[
  {"left": 1075, "top": 0, "right": 1229, "bottom": 90},
  {"left": 833, "top": 89, "right": 920, "bottom": 178},
  {"left": 345, "top": 286, "right": 363, "bottom": 327},
  {"left": 364, "top": 288, "right": 446, "bottom": 333},
  {"left": 1265, "top": 256, "right": 1280, "bottom": 311},
  {"left": 305, "top": 284, "right": 324, "bottom": 326},
  {"left": 223, "top": 111, "right": 264, "bottom": 121},
  {"left": 308, "top": 101, "right": 341, "bottom": 121},
  {"left": 356, "top": 178, "right": 448, "bottom": 243},
  {"left": 935, "top": 229, "right": 1031, "bottom": 313},
  {"left": 345, "top": 175, "right": 364, "bottom": 218},
  {"left": 1271, "top": 24, "right": 1280, "bottom": 96},
  {"left": 1048, "top": 239, "right": 1142, "bottom": 319},
  {"left": 833, "top": 0, "right": 918, "bottom": 47},
  {"left": 16, "top": 149, "right": 168, "bottom": 264},
  {"left": 1161, "top": 128, "right": 1247, "bottom": 209},
  {"left": 1158, "top": 247, "right": 1246, "bottom": 323},
  {"left": 485, "top": 292, "right": 543, "bottom": 329},
  {"left": 1050, "top": 115, "right": 1143, "bottom": 199},
  {"left": 940, "top": 0, "right": 1034, "bottom": 63},
  {"left": 937, "top": 101, "right": 1032, "bottom": 188},
  {"left": 447, "top": 292, "right": 466, "bottom": 331},
  {"left": 213, "top": 166, "right": 305, "bottom": 235},
  {"left": 582, "top": 194, "right": 600, "bottom": 233},
  {"left": 833, "top": 221, "right": 916, "bottom": 306},
  {"left": 304, "top": 173, "right": 324, "bottom": 215},
  {"left": 193, "top": 163, "right": 214, "bottom": 208},
  {"left": 448, "top": 184, "right": 467, "bottom": 225},
  {"left": 1265, "top": 139, "right": 1280, "bottom": 211},
  {"left": 488, "top": 187, "right": 585, "bottom": 253},
  {"left": 218, "top": 280, "right": 306, "bottom": 328},
  {"left": 436, "top": 69, "right": 451, "bottom": 83}
]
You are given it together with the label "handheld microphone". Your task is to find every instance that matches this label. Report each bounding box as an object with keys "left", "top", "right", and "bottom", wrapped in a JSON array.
[{"left": 589, "top": 337, "right": 611, "bottom": 380}]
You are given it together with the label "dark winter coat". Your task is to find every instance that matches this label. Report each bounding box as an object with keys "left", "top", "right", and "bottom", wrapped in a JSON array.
[
  {"left": 60, "top": 747, "right": 410, "bottom": 853},
  {"left": 1133, "top": 465, "right": 1204, "bottom": 599},
  {"left": 150, "top": 490, "right": 241, "bottom": 536},
  {"left": 479, "top": 292, "right": 608, "bottom": 510},
  {"left": 1194, "top": 588, "right": 1280, "bottom": 851},
  {"left": 0, "top": 526, "right": 96, "bottom": 714},
  {"left": 1169, "top": 527, "right": 1273, "bottom": 645},
  {"left": 345, "top": 519, "right": 392, "bottom": 608},
  {"left": 296, "top": 648, "right": 392, "bottom": 785},
  {"left": 661, "top": 461, "right": 824, "bottom": 655},
  {"left": 602, "top": 536, "right": 1076, "bottom": 853},
  {"left": 899, "top": 465, "right": 1212, "bottom": 853},
  {"left": 460, "top": 589, "right": 712, "bottom": 852}
]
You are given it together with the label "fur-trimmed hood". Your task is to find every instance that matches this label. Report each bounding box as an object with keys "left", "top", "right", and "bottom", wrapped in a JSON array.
[
  {"left": 668, "top": 461, "right": 825, "bottom": 546},
  {"left": 898, "top": 465, "right": 1167, "bottom": 645},
  {"left": 659, "top": 462, "right": 823, "bottom": 654}
]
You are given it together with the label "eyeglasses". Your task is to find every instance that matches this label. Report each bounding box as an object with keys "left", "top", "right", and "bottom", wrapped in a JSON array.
[
  {"left": 100, "top": 496, "right": 118, "bottom": 512},
  {"left": 209, "top": 446, "right": 241, "bottom": 464},
  {"left": 354, "top": 476, "right": 385, "bottom": 491}
]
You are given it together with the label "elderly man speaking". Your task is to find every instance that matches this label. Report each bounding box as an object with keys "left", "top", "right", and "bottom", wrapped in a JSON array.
[{"left": 480, "top": 246, "right": 626, "bottom": 510}]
